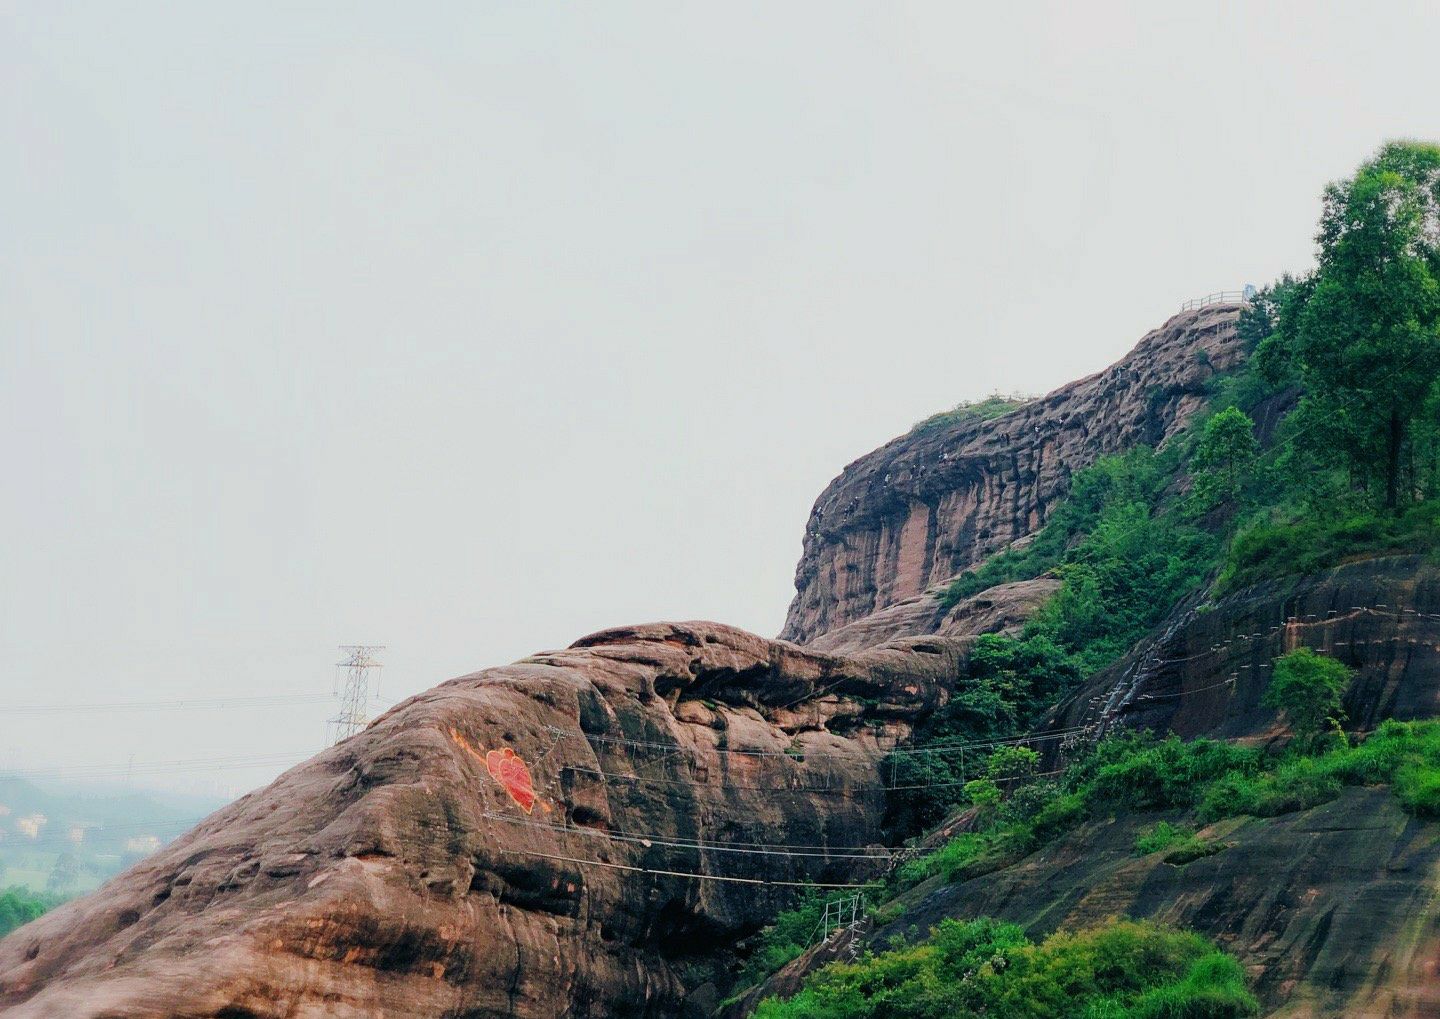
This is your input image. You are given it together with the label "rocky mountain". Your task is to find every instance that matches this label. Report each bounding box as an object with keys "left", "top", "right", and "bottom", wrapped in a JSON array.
[
  {"left": 735, "top": 553, "right": 1440, "bottom": 1018},
  {"left": 782, "top": 303, "right": 1247, "bottom": 646},
  {"left": 5, "top": 302, "right": 1438, "bottom": 1017},
  {"left": 1056, "top": 554, "right": 1440, "bottom": 744},
  {"left": 0, "top": 623, "right": 980, "bottom": 1018}
]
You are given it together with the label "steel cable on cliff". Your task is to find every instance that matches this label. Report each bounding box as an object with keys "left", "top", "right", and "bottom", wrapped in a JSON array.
[
  {"left": 479, "top": 812, "right": 899, "bottom": 860},
  {"left": 494, "top": 848, "right": 883, "bottom": 889}
]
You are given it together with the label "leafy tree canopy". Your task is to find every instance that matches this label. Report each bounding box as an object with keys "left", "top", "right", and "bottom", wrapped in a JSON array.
[{"left": 1271, "top": 141, "right": 1440, "bottom": 510}]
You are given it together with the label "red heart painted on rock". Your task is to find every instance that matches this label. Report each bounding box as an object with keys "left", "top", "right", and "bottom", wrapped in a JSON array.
[{"left": 486, "top": 747, "right": 536, "bottom": 814}]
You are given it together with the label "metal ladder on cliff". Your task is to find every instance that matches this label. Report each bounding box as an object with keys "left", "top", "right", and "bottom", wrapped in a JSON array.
[{"left": 815, "top": 893, "right": 867, "bottom": 961}]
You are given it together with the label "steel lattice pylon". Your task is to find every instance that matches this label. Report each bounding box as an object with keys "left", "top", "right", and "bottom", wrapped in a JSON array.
[{"left": 328, "top": 645, "right": 384, "bottom": 745}]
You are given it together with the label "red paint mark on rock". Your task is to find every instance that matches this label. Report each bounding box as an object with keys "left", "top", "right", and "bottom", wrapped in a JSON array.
[
  {"left": 486, "top": 747, "right": 537, "bottom": 814},
  {"left": 448, "top": 727, "right": 540, "bottom": 813}
]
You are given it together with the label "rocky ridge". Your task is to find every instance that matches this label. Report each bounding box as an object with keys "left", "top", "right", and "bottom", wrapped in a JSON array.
[
  {"left": 0, "top": 623, "right": 984, "bottom": 1018},
  {"left": 1054, "top": 555, "right": 1440, "bottom": 743},
  {"left": 782, "top": 303, "right": 1247, "bottom": 646},
  {"left": 7, "top": 305, "right": 1440, "bottom": 1018}
]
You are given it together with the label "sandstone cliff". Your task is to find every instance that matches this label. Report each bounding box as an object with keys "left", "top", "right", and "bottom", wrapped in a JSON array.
[
  {"left": 1053, "top": 555, "right": 1440, "bottom": 742},
  {"left": 781, "top": 304, "right": 1247, "bottom": 646},
  {"left": 734, "top": 554, "right": 1440, "bottom": 1018},
  {"left": 0, "top": 623, "right": 977, "bottom": 1019},
  {"left": 9, "top": 302, "right": 1440, "bottom": 1019}
]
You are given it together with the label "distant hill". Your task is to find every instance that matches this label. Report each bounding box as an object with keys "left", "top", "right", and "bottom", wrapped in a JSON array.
[{"left": 0, "top": 778, "right": 222, "bottom": 895}]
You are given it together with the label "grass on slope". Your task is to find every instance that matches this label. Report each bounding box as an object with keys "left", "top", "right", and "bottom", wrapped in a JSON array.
[
  {"left": 744, "top": 721, "right": 1440, "bottom": 1016},
  {"left": 752, "top": 916, "right": 1257, "bottom": 1019},
  {"left": 893, "top": 719, "right": 1440, "bottom": 895},
  {"left": 910, "top": 393, "right": 1034, "bottom": 434}
]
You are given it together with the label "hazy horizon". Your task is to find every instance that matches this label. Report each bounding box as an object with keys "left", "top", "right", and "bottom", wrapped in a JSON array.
[{"left": 5, "top": 2, "right": 1440, "bottom": 798}]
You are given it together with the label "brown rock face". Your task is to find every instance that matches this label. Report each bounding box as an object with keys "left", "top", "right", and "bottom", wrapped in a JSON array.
[
  {"left": 886, "top": 789, "right": 1440, "bottom": 1018},
  {"left": 0, "top": 623, "right": 973, "bottom": 1019},
  {"left": 805, "top": 576, "right": 1059, "bottom": 655},
  {"left": 1052, "top": 555, "right": 1440, "bottom": 741},
  {"left": 781, "top": 304, "right": 1247, "bottom": 646},
  {"left": 736, "top": 556, "right": 1440, "bottom": 1018}
]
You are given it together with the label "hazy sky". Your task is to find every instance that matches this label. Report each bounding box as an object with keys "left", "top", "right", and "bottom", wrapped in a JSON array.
[{"left": 4, "top": 2, "right": 1439, "bottom": 796}]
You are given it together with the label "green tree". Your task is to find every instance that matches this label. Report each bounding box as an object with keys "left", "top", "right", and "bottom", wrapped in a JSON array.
[
  {"left": 1191, "top": 407, "right": 1259, "bottom": 508},
  {"left": 0, "top": 887, "right": 59, "bottom": 937},
  {"left": 963, "top": 778, "right": 1002, "bottom": 817},
  {"left": 1264, "top": 648, "right": 1351, "bottom": 750},
  {"left": 1275, "top": 141, "right": 1440, "bottom": 511},
  {"left": 985, "top": 745, "right": 1039, "bottom": 782}
]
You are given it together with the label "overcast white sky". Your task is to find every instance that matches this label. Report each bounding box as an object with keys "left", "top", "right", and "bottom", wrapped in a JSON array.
[{"left": 4, "top": 2, "right": 1439, "bottom": 796}]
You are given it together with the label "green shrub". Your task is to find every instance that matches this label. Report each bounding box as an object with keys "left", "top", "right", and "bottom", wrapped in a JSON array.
[
  {"left": 1133, "top": 822, "right": 1224, "bottom": 865},
  {"left": 987, "top": 745, "right": 1040, "bottom": 781},
  {"left": 1135, "top": 821, "right": 1193, "bottom": 856},
  {"left": 904, "top": 832, "right": 998, "bottom": 885},
  {"left": 1089, "top": 736, "right": 1259, "bottom": 812},
  {"left": 1163, "top": 839, "right": 1227, "bottom": 866},
  {"left": 1220, "top": 502, "right": 1440, "bottom": 593},
  {"left": 1197, "top": 757, "right": 1341, "bottom": 820},
  {"left": 1264, "top": 648, "right": 1351, "bottom": 751},
  {"left": 736, "top": 888, "right": 829, "bottom": 989},
  {"left": 1022, "top": 789, "right": 1089, "bottom": 847},
  {"left": 912, "top": 393, "right": 1034, "bottom": 433},
  {"left": 1122, "top": 951, "right": 1259, "bottom": 1018},
  {"left": 754, "top": 917, "right": 1257, "bottom": 1019},
  {"left": 1393, "top": 764, "right": 1440, "bottom": 818}
]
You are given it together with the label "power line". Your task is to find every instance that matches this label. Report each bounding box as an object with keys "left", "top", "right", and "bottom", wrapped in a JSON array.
[
  {"left": 5, "top": 693, "right": 338, "bottom": 715},
  {"left": 0, "top": 752, "right": 308, "bottom": 781}
]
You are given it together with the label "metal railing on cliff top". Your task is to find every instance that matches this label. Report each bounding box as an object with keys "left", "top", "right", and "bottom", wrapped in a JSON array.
[{"left": 1180, "top": 287, "right": 1256, "bottom": 311}]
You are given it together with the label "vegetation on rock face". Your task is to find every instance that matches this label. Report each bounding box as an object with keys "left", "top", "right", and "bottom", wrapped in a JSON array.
[
  {"left": 734, "top": 888, "right": 831, "bottom": 989},
  {"left": 746, "top": 144, "right": 1440, "bottom": 1013},
  {"left": 890, "top": 719, "right": 1440, "bottom": 899},
  {"left": 911, "top": 393, "right": 1035, "bottom": 433},
  {"left": 898, "top": 448, "right": 1215, "bottom": 832},
  {"left": 752, "top": 917, "right": 1258, "bottom": 1019},
  {"left": 748, "top": 719, "right": 1440, "bottom": 1013},
  {"left": 1262, "top": 648, "right": 1351, "bottom": 752},
  {"left": 1132, "top": 821, "right": 1225, "bottom": 866},
  {"left": 1218, "top": 501, "right": 1440, "bottom": 592}
]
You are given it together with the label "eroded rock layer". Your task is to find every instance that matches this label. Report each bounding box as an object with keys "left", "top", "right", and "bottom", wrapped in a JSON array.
[
  {"left": 782, "top": 304, "right": 1247, "bottom": 646},
  {"left": 0, "top": 623, "right": 975, "bottom": 1019},
  {"left": 890, "top": 789, "right": 1440, "bottom": 1018},
  {"left": 1055, "top": 555, "right": 1440, "bottom": 741}
]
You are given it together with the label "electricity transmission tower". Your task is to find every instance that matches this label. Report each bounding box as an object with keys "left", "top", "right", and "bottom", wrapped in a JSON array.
[{"left": 328, "top": 645, "right": 385, "bottom": 746}]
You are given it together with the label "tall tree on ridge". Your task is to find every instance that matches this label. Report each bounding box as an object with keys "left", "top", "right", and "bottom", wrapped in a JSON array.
[{"left": 1279, "top": 141, "right": 1440, "bottom": 511}]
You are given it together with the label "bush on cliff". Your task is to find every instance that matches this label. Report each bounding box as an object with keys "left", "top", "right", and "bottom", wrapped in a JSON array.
[
  {"left": 736, "top": 887, "right": 830, "bottom": 989},
  {"left": 1263, "top": 648, "right": 1351, "bottom": 751},
  {"left": 894, "top": 721, "right": 1440, "bottom": 899},
  {"left": 942, "top": 446, "right": 1186, "bottom": 608},
  {"left": 1217, "top": 501, "right": 1440, "bottom": 592},
  {"left": 751, "top": 917, "right": 1258, "bottom": 1019},
  {"left": 911, "top": 393, "right": 1034, "bottom": 433}
]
